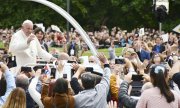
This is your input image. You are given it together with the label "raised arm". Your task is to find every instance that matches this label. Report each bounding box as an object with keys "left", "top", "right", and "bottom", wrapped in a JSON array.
[
  {"left": 95, "top": 53, "right": 111, "bottom": 95},
  {"left": 70, "top": 64, "right": 85, "bottom": 94},
  {"left": 28, "top": 69, "right": 44, "bottom": 108},
  {"left": 119, "top": 74, "right": 138, "bottom": 108},
  {"left": 0, "top": 63, "right": 16, "bottom": 105}
]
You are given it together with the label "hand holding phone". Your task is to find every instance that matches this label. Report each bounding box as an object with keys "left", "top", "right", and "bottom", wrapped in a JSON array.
[
  {"left": 85, "top": 67, "right": 93, "bottom": 72},
  {"left": 115, "top": 58, "right": 125, "bottom": 64},
  {"left": 131, "top": 75, "right": 143, "bottom": 81},
  {"left": 50, "top": 68, "right": 56, "bottom": 79},
  {"left": 63, "top": 74, "right": 67, "bottom": 79},
  {"left": 21, "top": 66, "right": 32, "bottom": 73}
]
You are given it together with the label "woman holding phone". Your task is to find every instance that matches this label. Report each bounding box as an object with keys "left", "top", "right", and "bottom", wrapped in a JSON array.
[{"left": 136, "top": 64, "right": 180, "bottom": 108}]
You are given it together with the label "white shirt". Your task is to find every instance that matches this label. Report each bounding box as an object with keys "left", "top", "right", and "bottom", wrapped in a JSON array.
[{"left": 9, "top": 30, "right": 53, "bottom": 67}]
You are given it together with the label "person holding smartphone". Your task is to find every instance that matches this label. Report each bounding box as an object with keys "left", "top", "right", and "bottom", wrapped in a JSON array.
[
  {"left": 74, "top": 53, "right": 111, "bottom": 108},
  {"left": 0, "top": 63, "right": 16, "bottom": 107},
  {"left": 41, "top": 77, "right": 74, "bottom": 108},
  {"left": 136, "top": 65, "right": 180, "bottom": 108}
]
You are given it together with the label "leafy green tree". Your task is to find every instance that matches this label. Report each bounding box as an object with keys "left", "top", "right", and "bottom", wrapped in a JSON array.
[{"left": 0, "top": 0, "right": 179, "bottom": 32}]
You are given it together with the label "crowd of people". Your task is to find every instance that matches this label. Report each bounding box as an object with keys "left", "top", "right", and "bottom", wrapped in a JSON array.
[{"left": 0, "top": 20, "right": 180, "bottom": 108}]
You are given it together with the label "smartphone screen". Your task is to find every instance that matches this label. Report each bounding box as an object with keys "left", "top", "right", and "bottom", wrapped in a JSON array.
[
  {"left": 63, "top": 74, "right": 67, "bottom": 79},
  {"left": 21, "top": 66, "right": 32, "bottom": 73},
  {"left": 131, "top": 75, "right": 143, "bottom": 81},
  {"left": 50, "top": 68, "right": 56, "bottom": 79},
  {"left": 85, "top": 67, "right": 93, "bottom": 72},
  {"left": 67, "top": 61, "right": 76, "bottom": 64},
  {"left": 115, "top": 59, "right": 125, "bottom": 64}
]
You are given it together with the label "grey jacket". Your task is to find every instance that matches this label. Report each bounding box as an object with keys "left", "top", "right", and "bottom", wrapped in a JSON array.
[
  {"left": 119, "top": 81, "right": 138, "bottom": 108},
  {"left": 74, "top": 67, "right": 111, "bottom": 108}
]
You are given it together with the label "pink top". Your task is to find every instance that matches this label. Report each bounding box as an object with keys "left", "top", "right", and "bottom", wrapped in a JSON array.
[{"left": 136, "top": 87, "right": 180, "bottom": 108}]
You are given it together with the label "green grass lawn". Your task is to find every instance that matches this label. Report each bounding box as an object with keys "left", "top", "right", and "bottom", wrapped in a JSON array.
[
  {"left": 0, "top": 41, "right": 123, "bottom": 58},
  {"left": 0, "top": 41, "right": 4, "bottom": 48},
  {"left": 50, "top": 47, "right": 123, "bottom": 58}
]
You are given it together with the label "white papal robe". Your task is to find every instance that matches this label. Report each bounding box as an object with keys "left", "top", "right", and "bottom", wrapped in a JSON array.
[{"left": 9, "top": 30, "right": 53, "bottom": 67}]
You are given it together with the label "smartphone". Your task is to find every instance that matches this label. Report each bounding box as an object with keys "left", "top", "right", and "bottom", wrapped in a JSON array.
[
  {"left": 115, "top": 58, "right": 125, "bottom": 64},
  {"left": 6, "top": 56, "right": 17, "bottom": 68},
  {"left": 67, "top": 61, "right": 76, "bottom": 64},
  {"left": 85, "top": 67, "right": 93, "bottom": 72},
  {"left": 131, "top": 75, "right": 143, "bottom": 81},
  {"left": 63, "top": 74, "right": 67, "bottom": 79},
  {"left": 50, "top": 68, "right": 56, "bottom": 79},
  {"left": 63, "top": 63, "right": 73, "bottom": 81},
  {"left": 21, "top": 66, "right": 32, "bottom": 73}
]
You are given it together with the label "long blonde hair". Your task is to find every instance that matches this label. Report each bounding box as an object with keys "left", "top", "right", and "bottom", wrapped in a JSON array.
[{"left": 2, "top": 87, "right": 26, "bottom": 108}]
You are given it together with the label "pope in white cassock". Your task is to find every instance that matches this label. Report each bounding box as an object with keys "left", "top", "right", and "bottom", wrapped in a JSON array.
[{"left": 9, "top": 20, "right": 55, "bottom": 67}]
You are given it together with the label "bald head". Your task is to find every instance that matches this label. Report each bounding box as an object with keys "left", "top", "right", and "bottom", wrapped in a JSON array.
[
  {"left": 89, "top": 56, "right": 98, "bottom": 64},
  {"left": 58, "top": 52, "right": 69, "bottom": 60},
  {"left": 22, "top": 20, "right": 33, "bottom": 36}
]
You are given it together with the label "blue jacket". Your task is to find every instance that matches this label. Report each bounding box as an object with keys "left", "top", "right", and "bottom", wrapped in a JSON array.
[
  {"left": 137, "top": 50, "right": 150, "bottom": 62},
  {"left": 152, "top": 44, "right": 165, "bottom": 53}
]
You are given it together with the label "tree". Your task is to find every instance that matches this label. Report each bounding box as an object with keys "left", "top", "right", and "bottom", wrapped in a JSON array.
[{"left": 0, "top": 0, "right": 179, "bottom": 32}]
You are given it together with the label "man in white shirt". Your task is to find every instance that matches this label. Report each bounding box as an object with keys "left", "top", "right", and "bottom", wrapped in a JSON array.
[{"left": 9, "top": 20, "right": 55, "bottom": 67}]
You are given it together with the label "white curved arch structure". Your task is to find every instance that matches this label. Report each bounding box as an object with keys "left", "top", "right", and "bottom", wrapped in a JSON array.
[{"left": 24, "top": 0, "right": 97, "bottom": 56}]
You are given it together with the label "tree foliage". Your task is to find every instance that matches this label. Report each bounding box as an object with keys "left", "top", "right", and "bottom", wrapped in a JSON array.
[{"left": 0, "top": 0, "right": 179, "bottom": 31}]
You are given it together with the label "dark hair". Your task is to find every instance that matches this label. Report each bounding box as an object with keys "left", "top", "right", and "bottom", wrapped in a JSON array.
[
  {"left": 34, "top": 27, "right": 44, "bottom": 35},
  {"left": 155, "top": 36, "right": 162, "bottom": 40},
  {"left": 53, "top": 78, "right": 68, "bottom": 94},
  {"left": 150, "top": 65, "right": 174, "bottom": 103},
  {"left": 0, "top": 76, "right": 6, "bottom": 96},
  {"left": 81, "top": 73, "right": 96, "bottom": 90},
  {"left": 93, "top": 74, "right": 102, "bottom": 85},
  {"left": 150, "top": 53, "right": 164, "bottom": 64}
]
